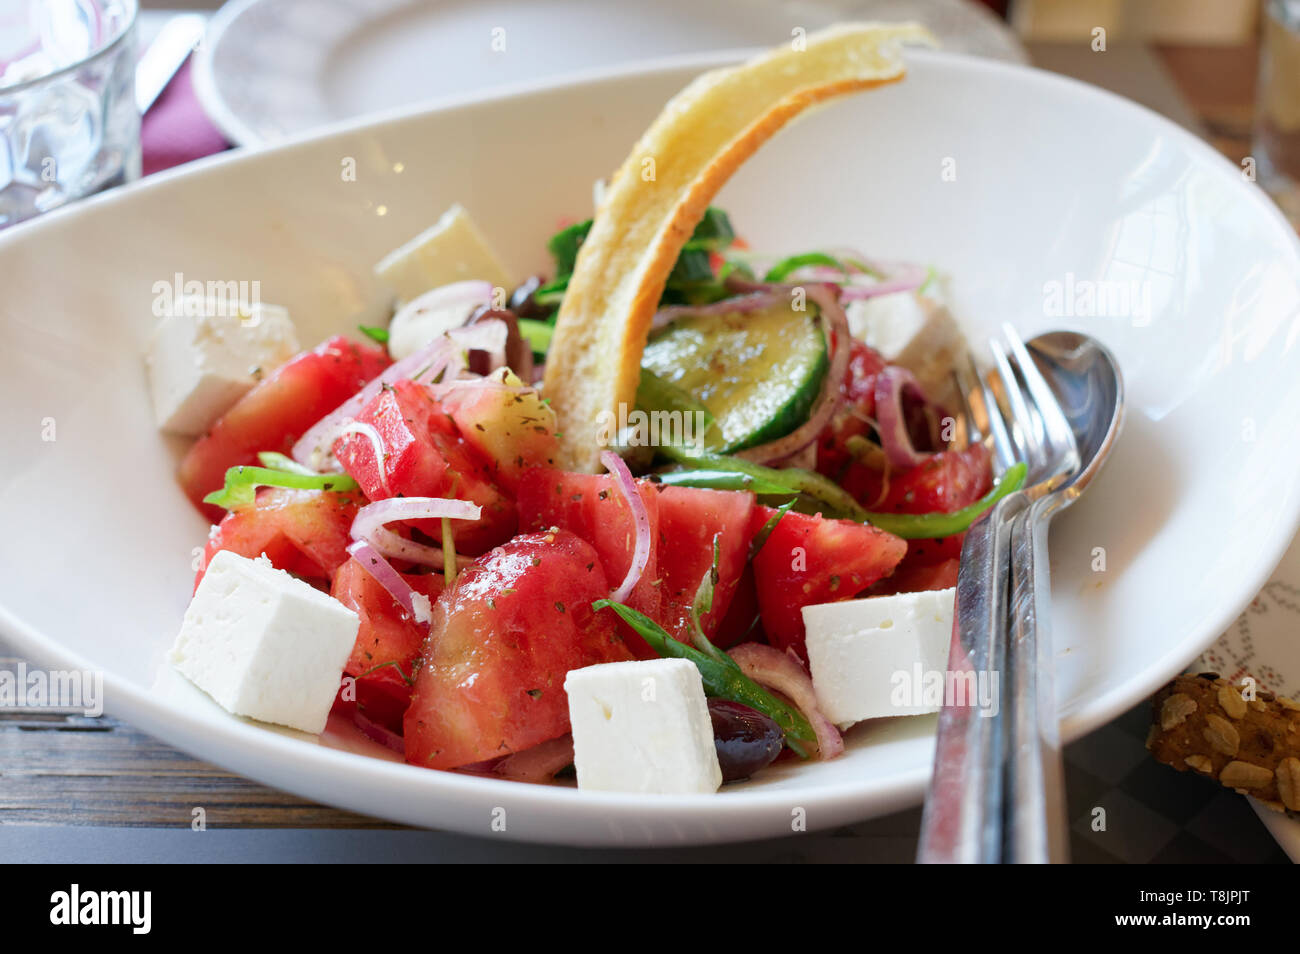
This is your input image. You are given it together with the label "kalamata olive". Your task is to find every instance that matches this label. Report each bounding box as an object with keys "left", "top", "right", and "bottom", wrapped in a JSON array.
[
  {"left": 508, "top": 275, "right": 551, "bottom": 320},
  {"left": 466, "top": 305, "right": 534, "bottom": 381},
  {"left": 708, "top": 699, "right": 783, "bottom": 782}
]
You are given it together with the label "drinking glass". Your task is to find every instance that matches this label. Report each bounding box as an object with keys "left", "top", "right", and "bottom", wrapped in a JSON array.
[
  {"left": 0, "top": 0, "right": 139, "bottom": 228},
  {"left": 1255, "top": 0, "right": 1300, "bottom": 226}
]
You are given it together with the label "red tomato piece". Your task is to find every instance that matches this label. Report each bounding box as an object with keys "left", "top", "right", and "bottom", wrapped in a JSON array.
[
  {"left": 331, "top": 557, "right": 444, "bottom": 733},
  {"left": 194, "top": 487, "right": 359, "bottom": 590},
  {"left": 516, "top": 467, "right": 661, "bottom": 654},
  {"left": 712, "top": 563, "right": 760, "bottom": 650},
  {"left": 440, "top": 382, "right": 560, "bottom": 492},
  {"left": 404, "top": 530, "right": 632, "bottom": 770},
  {"left": 179, "top": 336, "right": 389, "bottom": 522},
  {"left": 751, "top": 507, "right": 907, "bottom": 659},
  {"left": 335, "top": 378, "right": 516, "bottom": 554},
  {"left": 816, "top": 340, "right": 888, "bottom": 479},
  {"left": 655, "top": 486, "right": 755, "bottom": 646}
]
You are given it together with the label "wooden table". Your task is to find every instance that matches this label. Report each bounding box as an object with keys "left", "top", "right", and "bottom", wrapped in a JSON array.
[{"left": 0, "top": 39, "right": 1287, "bottom": 857}]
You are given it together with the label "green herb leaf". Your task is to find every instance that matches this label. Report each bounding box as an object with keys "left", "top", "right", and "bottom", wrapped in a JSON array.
[
  {"left": 202, "top": 465, "right": 359, "bottom": 512},
  {"left": 591, "top": 599, "right": 813, "bottom": 755},
  {"left": 359, "top": 325, "right": 390, "bottom": 345}
]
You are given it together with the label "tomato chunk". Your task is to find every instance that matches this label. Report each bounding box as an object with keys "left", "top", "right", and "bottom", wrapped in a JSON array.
[
  {"left": 331, "top": 557, "right": 444, "bottom": 733},
  {"left": 404, "top": 530, "right": 631, "bottom": 769},
  {"left": 516, "top": 467, "right": 661, "bottom": 655},
  {"left": 751, "top": 508, "right": 906, "bottom": 659},
  {"left": 335, "top": 378, "right": 516, "bottom": 554},
  {"left": 179, "top": 336, "right": 389, "bottom": 522},
  {"left": 440, "top": 374, "right": 560, "bottom": 491},
  {"left": 195, "top": 487, "right": 359, "bottom": 590},
  {"left": 655, "top": 486, "right": 755, "bottom": 646}
]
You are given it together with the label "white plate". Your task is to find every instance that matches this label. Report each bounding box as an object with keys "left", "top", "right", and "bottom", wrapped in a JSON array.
[
  {"left": 193, "top": 0, "right": 1027, "bottom": 145},
  {"left": 3, "top": 49, "right": 1300, "bottom": 846},
  {"left": 1197, "top": 531, "right": 1300, "bottom": 860}
]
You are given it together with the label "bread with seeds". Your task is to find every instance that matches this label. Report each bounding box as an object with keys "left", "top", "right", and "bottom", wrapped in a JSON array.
[{"left": 1148, "top": 672, "right": 1300, "bottom": 813}]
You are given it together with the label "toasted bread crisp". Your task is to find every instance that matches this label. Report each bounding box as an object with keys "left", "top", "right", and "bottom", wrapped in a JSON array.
[
  {"left": 1148, "top": 672, "right": 1300, "bottom": 814},
  {"left": 543, "top": 22, "right": 935, "bottom": 472}
]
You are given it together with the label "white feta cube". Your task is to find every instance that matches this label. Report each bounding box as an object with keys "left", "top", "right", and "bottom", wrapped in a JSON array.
[
  {"left": 169, "top": 550, "right": 359, "bottom": 734},
  {"left": 803, "top": 588, "right": 955, "bottom": 726},
  {"left": 374, "top": 203, "right": 514, "bottom": 302},
  {"left": 565, "top": 658, "right": 722, "bottom": 794},
  {"left": 146, "top": 296, "right": 299, "bottom": 435}
]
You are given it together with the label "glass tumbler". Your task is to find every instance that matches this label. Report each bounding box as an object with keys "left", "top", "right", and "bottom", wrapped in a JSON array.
[
  {"left": 1255, "top": 0, "right": 1300, "bottom": 227},
  {"left": 0, "top": 0, "right": 139, "bottom": 228}
]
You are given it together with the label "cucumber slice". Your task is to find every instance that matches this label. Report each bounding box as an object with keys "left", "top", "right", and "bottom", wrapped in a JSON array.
[{"left": 640, "top": 297, "right": 828, "bottom": 453}]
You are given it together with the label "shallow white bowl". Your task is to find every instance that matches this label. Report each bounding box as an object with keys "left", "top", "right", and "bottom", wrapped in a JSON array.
[{"left": 3, "top": 49, "right": 1299, "bottom": 846}]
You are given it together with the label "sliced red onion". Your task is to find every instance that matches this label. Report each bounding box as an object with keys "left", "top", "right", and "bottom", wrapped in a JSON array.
[
  {"left": 351, "top": 497, "right": 482, "bottom": 571},
  {"left": 599, "top": 450, "right": 650, "bottom": 604},
  {"left": 838, "top": 272, "right": 926, "bottom": 301},
  {"left": 346, "top": 540, "right": 431, "bottom": 625},
  {"left": 292, "top": 335, "right": 458, "bottom": 470},
  {"left": 494, "top": 735, "right": 575, "bottom": 783},
  {"left": 874, "top": 366, "right": 934, "bottom": 470},
  {"left": 728, "top": 643, "right": 844, "bottom": 761},
  {"left": 352, "top": 706, "right": 406, "bottom": 755}
]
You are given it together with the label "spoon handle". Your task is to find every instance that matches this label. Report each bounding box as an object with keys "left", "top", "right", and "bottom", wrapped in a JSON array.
[
  {"left": 1004, "top": 501, "right": 1070, "bottom": 863},
  {"left": 917, "top": 491, "right": 1026, "bottom": 863}
]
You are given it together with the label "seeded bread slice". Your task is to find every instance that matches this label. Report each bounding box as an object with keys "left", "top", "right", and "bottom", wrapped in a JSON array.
[{"left": 1148, "top": 672, "right": 1300, "bottom": 814}]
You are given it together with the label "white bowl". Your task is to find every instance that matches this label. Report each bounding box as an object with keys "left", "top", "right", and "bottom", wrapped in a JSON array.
[{"left": 3, "top": 49, "right": 1299, "bottom": 846}]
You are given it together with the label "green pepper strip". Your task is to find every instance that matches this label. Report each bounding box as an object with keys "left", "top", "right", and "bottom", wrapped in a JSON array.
[
  {"left": 592, "top": 599, "right": 813, "bottom": 757},
  {"left": 203, "top": 465, "right": 359, "bottom": 511},
  {"left": 763, "top": 251, "right": 849, "bottom": 283},
  {"left": 658, "top": 454, "right": 1028, "bottom": 540}
]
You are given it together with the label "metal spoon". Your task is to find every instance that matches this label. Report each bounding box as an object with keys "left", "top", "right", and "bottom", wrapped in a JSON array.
[{"left": 1003, "top": 331, "right": 1124, "bottom": 863}]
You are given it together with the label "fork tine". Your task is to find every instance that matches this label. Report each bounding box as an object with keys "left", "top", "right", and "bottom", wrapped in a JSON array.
[
  {"left": 962, "top": 349, "right": 1017, "bottom": 473},
  {"left": 988, "top": 338, "right": 1039, "bottom": 471},
  {"left": 1001, "top": 323, "right": 1078, "bottom": 464}
]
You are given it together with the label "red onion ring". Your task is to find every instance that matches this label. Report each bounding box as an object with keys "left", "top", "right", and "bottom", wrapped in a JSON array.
[
  {"left": 874, "top": 366, "right": 934, "bottom": 470},
  {"left": 346, "top": 540, "right": 431, "bottom": 625},
  {"left": 350, "top": 497, "right": 482, "bottom": 570},
  {"left": 352, "top": 706, "right": 406, "bottom": 755},
  {"left": 493, "top": 735, "right": 575, "bottom": 783},
  {"left": 599, "top": 450, "right": 651, "bottom": 604},
  {"left": 292, "top": 335, "right": 459, "bottom": 470},
  {"left": 727, "top": 643, "right": 844, "bottom": 760}
]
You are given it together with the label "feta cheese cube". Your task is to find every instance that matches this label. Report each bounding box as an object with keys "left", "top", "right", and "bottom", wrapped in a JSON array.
[
  {"left": 803, "top": 588, "right": 955, "bottom": 726},
  {"left": 169, "top": 550, "right": 359, "bottom": 734},
  {"left": 566, "top": 658, "right": 722, "bottom": 794},
  {"left": 374, "top": 203, "right": 514, "bottom": 302},
  {"left": 146, "top": 296, "right": 299, "bottom": 435}
]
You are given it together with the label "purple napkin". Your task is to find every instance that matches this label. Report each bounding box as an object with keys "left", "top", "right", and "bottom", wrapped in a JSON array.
[{"left": 140, "top": 59, "right": 231, "bottom": 177}]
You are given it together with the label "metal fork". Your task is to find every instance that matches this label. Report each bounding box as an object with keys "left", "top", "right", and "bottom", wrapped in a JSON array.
[{"left": 917, "top": 325, "right": 1081, "bottom": 864}]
